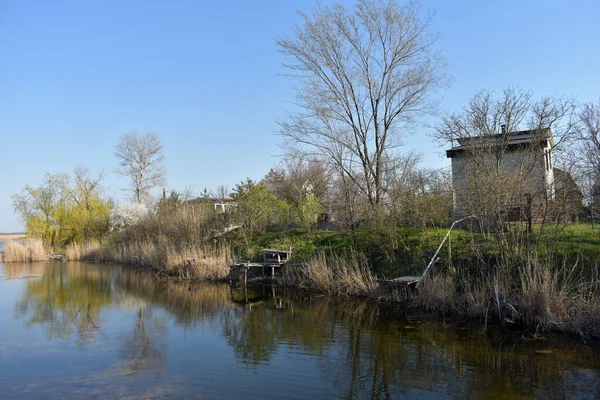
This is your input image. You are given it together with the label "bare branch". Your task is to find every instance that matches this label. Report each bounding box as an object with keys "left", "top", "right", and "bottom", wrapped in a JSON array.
[
  {"left": 114, "top": 132, "right": 167, "bottom": 204},
  {"left": 276, "top": 0, "right": 447, "bottom": 207}
]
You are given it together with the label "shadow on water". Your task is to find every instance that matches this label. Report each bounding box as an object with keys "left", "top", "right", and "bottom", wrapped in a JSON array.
[
  {"left": 3, "top": 262, "right": 600, "bottom": 399},
  {"left": 226, "top": 286, "right": 600, "bottom": 399}
]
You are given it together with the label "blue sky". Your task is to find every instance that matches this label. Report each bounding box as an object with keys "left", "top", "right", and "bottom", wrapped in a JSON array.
[{"left": 1, "top": 0, "right": 598, "bottom": 232}]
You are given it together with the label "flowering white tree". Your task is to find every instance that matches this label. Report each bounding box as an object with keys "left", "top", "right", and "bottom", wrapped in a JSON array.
[{"left": 109, "top": 203, "right": 149, "bottom": 231}]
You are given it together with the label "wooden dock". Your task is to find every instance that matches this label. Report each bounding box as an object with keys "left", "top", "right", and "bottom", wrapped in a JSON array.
[{"left": 231, "top": 248, "right": 292, "bottom": 285}]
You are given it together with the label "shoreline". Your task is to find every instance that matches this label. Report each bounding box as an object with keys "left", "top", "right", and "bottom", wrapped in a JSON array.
[
  {"left": 4, "top": 256, "right": 600, "bottom": 344},
  {"left": 4, "top": 237, "right": 600, "bottom": 344},
  {"left": 0, "top": 234, "right": 27, "bottom": 241}
]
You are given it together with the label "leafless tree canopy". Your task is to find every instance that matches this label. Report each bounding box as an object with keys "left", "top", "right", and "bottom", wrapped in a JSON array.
[
  {"left": 73, "top": 166, "right": 106, "bottom": 209},
  {"left": 437, "top": 87, "right": 579, "bottom": 230},
  {"left": 276, "top": 0, "right": 447, "bottom": 207},
  {"left": 114, "top": 132, "right": 167, "bottom": 204},
  {"left": 437, "top": 87, "right": 577, "bottom": 167},
  {"left": 578, "top": 99, "right": 600, "bottom": 178},
  {"left": 264, "top": 157, "right": 330, "bottom": 205}
]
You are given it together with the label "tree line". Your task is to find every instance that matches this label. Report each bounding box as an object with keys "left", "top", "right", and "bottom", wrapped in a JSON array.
[
  {"left": 11, "top": 0, "right": 600, "bottom": 252},
  {"left": 12, "top": 132, "right": 166, "bottom": 246}
]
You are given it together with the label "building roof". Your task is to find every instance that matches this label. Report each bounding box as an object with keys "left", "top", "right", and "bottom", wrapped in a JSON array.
[{"left": 446, "top": 128, "right": 552, "bottom": 158}]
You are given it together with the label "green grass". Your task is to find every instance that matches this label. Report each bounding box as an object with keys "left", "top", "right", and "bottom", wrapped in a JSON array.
[
  {"left": 538, "top": 223, "right": 600, "bottom": 263},
  {"left": 243, "top": 229, "right": 350, "bottom": 260},
  {"left": 247, "top": 223, "right": 600, "bottom": 278}
]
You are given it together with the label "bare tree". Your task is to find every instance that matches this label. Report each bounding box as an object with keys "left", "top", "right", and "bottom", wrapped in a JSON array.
[
  {"left": 264, "top": 158, "right": 330, "bottom": 205},
  {"left": 436, "top": 87, "right": 577, "bottom": 235},
  {"left": 73, "top": 166, "right": 107, "bottom": 209},
  {"left": 215, "top": 184, "right": 230, "bottom": 201},
  {"left": 276, "top": 0, "right": 447, "bottom": 210},
  {"left": 576, "top": 98, "right": 600, "bottom": 220},
  {"left": 578, "top": 99, "right": 600, "bottom": 177},
  {"left": 114, "top": 132, "right": 167, "bottom": 204}
]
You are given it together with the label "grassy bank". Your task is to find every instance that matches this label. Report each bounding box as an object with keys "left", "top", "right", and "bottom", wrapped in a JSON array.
[
  {"left": 411, "top": 260, "right": 600, "bottom": 340},
  {"left": 271, "top": 247, "right": 600, "bottom": 340},
  {"left": 246, "top": 224, "right": 600, "bottom": 340},
  {"left": 10, "top": 207, "right": 600, "bottom": 340},
  {"left": 249, "top": 223, "right": 600, "bottom": 274}
]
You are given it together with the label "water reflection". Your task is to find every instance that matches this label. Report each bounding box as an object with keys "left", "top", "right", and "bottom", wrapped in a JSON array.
[
  {"left": 117, "top": 306, "right": 167, "bottom": 376},
  {"left": 3, "top": 262, "right": 600, "bottom": 399},
  {"left": 11, "top": 263, "right": 112, "bottom": 343}
]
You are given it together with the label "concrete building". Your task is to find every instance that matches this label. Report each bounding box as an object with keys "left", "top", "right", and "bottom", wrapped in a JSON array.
[{"left": 446, "top": 128, "right": 555, "bottom": 221}]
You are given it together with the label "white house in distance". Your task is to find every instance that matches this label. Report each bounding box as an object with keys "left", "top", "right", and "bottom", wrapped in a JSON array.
[{"left": 446, "top": 127, "right": 556, "bottom": 221}]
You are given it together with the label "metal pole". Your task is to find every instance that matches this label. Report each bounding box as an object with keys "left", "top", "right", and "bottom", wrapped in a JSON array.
[{"left": 416, "top": 215, "right": 476, "bottom": 288}]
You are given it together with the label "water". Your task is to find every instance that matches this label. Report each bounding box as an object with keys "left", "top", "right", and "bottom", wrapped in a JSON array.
[{"left": 0, "top": 262, "right": 599, "bottom": 399}]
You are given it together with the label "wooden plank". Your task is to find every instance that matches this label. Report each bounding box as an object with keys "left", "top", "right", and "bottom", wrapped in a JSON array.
[
  {"left": 391, "top": 276, "right": 422, "bottom": 284},
  {"left": 231, "top": 262, "right": 284, "bottom": 268},
  {"left": 262, "top": 248, "right": 291, "bottom": 254}
]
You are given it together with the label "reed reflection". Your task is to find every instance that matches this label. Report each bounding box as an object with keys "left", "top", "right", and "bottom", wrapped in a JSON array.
[
  {"left": 7, "top": 262, "right": 600, "bottom": 399},
  {"left": 220, "top": 287, "right": 600, "bottom": 399}
]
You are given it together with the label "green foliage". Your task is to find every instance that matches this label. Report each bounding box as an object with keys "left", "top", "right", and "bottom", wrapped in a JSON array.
[
  {"left": 249, "top": 229, "right": 348, "bottom": 261},
  {"left": 12, "top": 171, "right": 111, "bottom": 247},
  {"left": 272, "top": 199, "right": 293, "bottom": 231},
  {"left": 230, "top": 179, "right": 280, "bottom": 246},
  {"left": 296, "top": 194, "right": 323, "bottom": 231},
  {"left": 537, "top": 223, "right": 600, "bottom": 263}
]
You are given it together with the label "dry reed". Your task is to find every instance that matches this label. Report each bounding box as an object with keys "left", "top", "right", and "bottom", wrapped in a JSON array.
[
  {"left": 410, "top": 258, "right": 600, "bottom": 340},
  {"left": 0, "top": 233, "right": 26, "bottom": 241},
  {"left": 1, "top": 240, "right": 47, "bottom": 262},
  {"left": 281, "top": 251, "right": 378, "bottom": 296},
  {"left": 66, "top": 240, "right": 232, "bottom": 280},
  {"left": 64, "top": 202, "right": 233, "bottom": 280}
]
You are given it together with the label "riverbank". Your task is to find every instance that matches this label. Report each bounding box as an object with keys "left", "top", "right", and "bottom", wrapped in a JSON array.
[
  {"left": 7, "top": 223, "right": 600, "bottom": 341},
  {"left": 64, "top": 241, "right": 232, "bottom": 280}
]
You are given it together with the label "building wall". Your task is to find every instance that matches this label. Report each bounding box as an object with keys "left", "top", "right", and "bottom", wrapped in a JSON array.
[{"left": 450, "top": 140, "right": 554, "bottom": 218}]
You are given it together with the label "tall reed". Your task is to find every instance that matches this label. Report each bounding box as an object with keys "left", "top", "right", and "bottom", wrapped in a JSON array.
[
  {"left": 281, "top": 251, "right": 378, "bottom": 296},
  {"left": 66, "top": 240, "right": 232, "bottom": 280},
  {"left": 1, "top": 240, "right": 47, "bottom": 262},
  {"left": 410, "top": 256, "right": 600, "bottom": 340}
]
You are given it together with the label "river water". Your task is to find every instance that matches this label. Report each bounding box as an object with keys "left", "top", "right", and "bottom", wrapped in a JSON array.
[{"left": 0, "top": 262, "right": 599, "bottom": 399}]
